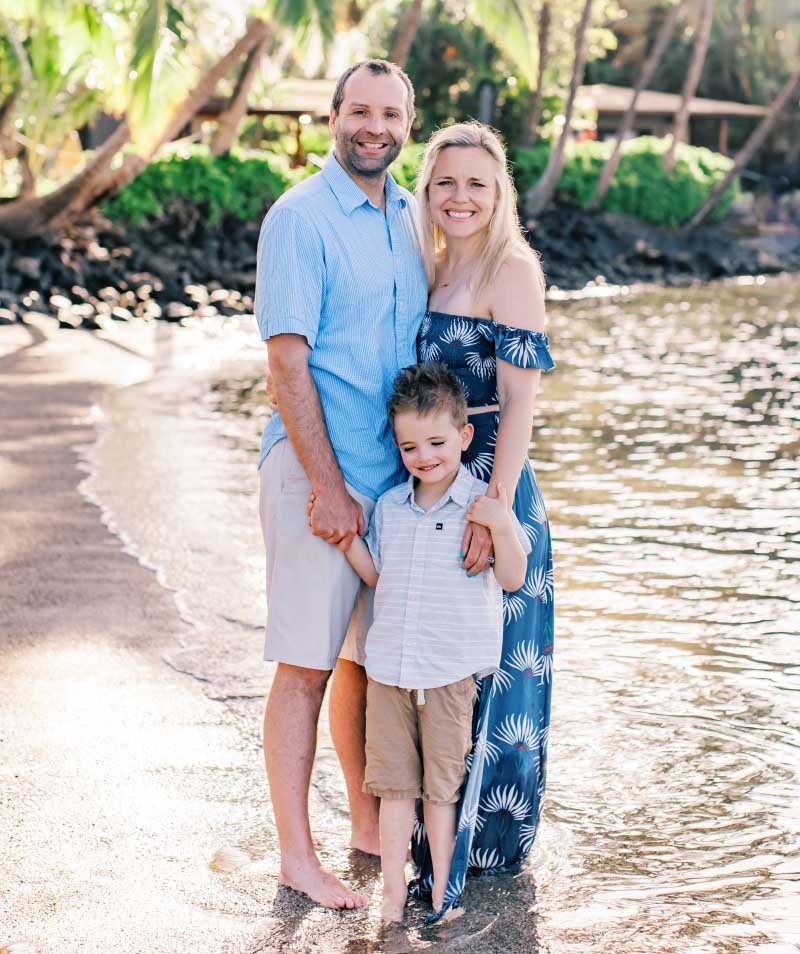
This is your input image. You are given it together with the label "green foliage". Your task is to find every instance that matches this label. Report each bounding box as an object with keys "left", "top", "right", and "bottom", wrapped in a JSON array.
[
  {"left": 103, "top": 148, "right": 309, "bottom": 225},
  {"left": 512, "top": 136, "right": 738, "bottom": 225},
  {"left": 389, "top": 142, "right": 426, "bottom": 191}
]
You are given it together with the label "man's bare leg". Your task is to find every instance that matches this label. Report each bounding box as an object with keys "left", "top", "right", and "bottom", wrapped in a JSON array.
[
  {"left": 329, "top": 658, "right": 380, "bottom": 855},
  {"left": 264, "top": 662, "right": 369, "bottom": 909}
]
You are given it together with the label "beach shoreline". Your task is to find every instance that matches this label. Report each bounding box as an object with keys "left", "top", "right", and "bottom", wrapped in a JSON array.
[{"left": 1, "top": 315, "right": 544, "bottom": 953}]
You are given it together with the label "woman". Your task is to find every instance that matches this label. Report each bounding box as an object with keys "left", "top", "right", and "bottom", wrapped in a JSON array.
[{"left": 410, "top": 121, "right": 554, "bottom": 921}]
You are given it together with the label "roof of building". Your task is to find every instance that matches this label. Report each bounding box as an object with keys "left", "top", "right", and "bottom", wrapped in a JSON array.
[{"left": 577, "top": 84, "right": 768, "bottom": 118}]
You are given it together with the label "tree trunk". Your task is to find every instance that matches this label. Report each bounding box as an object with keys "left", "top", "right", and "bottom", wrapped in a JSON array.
[
  {"left": 664, "top": 0, "right": 714, "bottom": 171},
  {"left": 0, "top": 18, "right": 270, "bottom": 239},
  {"left": 210, "top": 30, "right": 270, "bottom": 157},
  {"left": 390, "top": 0, "right": 424, "bottom": 67},
  {"left": 521, "top": 1, "right": 551, "bottom": 148},
  {"left": 589, "top": 0, "right": 688, "bottom": 209},
  {"left": 683, "top": 69, "right": 800, "bottom": 229},
  {"left": 522, "top": 0, "right": 594, "bottom": 218}
]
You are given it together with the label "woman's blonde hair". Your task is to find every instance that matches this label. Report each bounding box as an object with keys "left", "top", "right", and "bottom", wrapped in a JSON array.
[{"left": 415, "top": 121, "right": 543, "bottom": 304}]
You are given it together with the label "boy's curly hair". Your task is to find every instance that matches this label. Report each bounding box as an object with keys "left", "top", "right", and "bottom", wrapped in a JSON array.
[{"left": 388, "top": 362, "right": 468, "bottom": 430}]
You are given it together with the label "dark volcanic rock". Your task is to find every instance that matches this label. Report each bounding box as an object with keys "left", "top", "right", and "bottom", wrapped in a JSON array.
[{"left": 1, "top": 205, "right": 798, "bottom": 331}]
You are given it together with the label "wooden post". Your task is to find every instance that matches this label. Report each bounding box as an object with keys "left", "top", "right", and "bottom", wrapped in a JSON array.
[{"left": 718, "top": 117, "right": 728, "bottom": 155}]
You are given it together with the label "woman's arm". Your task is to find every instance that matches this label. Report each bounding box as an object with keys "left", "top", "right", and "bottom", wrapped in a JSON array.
[{"left": 486, "top": 253, "right": 546, "bottom": 501}]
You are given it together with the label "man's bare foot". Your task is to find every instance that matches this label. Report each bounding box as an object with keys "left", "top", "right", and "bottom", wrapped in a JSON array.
[
  {"left": 279, "top": 860, "right": 369, "bottom": 910},
  {"left": 380, "top": 887, "right": 407, "bottom": 923},
  {"left": 350, "top": 829, "right": 381, "bottom": 856}
]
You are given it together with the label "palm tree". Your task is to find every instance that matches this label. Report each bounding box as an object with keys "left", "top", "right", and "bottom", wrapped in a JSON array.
[
  {"left": 210, "top": 29, "right": 272, "bottom": 157},
  {"left": 521, "top": 1, "right": 551, "bottom": 147},
  {"left": 663, "top": 0, "right": 714, "bottom": 172},
  {"left": 589, "top": 0, "right": 689, "bottom": 209},
  {"left": 684, "top": 68, "right": 800, "bottom": 228},
  {"left": 390, "top": 0, "right": 424, "bottom": 66},
  {"left": 0, "top": 16, "right": 270, "bottom": 239},
  {"left": 522, "top": 0, "right": 594, "bottom": 218}
]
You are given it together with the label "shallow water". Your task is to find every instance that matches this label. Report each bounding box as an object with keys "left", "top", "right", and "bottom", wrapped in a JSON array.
[{"left": 89, "top": 276, "right": 800, "bottom": 953}]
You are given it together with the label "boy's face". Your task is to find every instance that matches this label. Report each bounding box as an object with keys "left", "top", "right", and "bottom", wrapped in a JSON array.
[{"left": 393, "top": 409, "right": 473, "bottom": 486}]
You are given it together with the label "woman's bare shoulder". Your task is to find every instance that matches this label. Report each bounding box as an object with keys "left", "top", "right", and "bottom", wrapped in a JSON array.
[{"left": 489, "top": 250, "right": 546, "bottom": 332}]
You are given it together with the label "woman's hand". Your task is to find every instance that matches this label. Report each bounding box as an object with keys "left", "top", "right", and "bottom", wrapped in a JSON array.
[{"left": 461, "top": 522, "right": 494, "bottom": 576}]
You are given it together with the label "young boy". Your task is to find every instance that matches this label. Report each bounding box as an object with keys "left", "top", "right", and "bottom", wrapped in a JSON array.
[{"left": 311, "top": 363, "right": 530, "bottom": 922}]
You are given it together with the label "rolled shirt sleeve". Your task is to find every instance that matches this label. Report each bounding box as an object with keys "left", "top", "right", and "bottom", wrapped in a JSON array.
[
  {"left": 255, "top": 207, "right": 325, "bottom": 347},
  {"left": 364, "top": 501, "right": 384, "bottom": 573}
]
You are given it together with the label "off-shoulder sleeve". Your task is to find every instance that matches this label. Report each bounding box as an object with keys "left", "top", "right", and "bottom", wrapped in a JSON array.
[{"left": 493, "top": 324, "right": 555, "bottom": 370}]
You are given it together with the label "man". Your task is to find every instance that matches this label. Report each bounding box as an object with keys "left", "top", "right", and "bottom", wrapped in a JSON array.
[{"left": 255, "top": 59, "right": 429, "bottom": 909}]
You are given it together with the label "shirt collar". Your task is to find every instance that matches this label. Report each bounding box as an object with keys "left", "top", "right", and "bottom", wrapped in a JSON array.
[
  {"left": 321, "top": 151, "right": 407, "bottom": 216},
  {"left": 402, "top": 465, "right": 474, "bottom": 513}
]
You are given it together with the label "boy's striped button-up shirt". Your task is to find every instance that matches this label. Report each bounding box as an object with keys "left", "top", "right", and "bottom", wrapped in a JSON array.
[{"left": 364, "top": 466, "right": 531, "bottom": 689}]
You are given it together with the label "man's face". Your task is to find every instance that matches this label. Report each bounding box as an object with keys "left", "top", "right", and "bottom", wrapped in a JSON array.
[{"left": 330, "top": 68, "right": 413, "bottom": 178}]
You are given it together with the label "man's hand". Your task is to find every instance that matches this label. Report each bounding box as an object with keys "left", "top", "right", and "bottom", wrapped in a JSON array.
[{"left": 307, "top": 485, "right": 364, "bottom": 552}]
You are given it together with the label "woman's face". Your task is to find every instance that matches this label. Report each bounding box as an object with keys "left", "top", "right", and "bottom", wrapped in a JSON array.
[{"left": 427, "top": 146, "right": 498, "bottom": 241}]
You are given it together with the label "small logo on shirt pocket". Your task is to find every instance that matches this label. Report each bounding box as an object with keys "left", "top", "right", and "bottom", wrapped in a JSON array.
[{"left": 436, "top": 522, "right": 444, "bottom": 530}]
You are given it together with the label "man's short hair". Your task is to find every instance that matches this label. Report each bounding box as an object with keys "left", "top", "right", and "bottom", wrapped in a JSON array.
[
  {"left": 331, "top": 59, "right": 415, "bottom": 121},
  {"left": 388, "top": 362, "right": 468, "bottom": 431}
]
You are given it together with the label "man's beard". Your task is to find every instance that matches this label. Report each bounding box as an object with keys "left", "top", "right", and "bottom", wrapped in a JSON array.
[{"left": 335, "top": 130, "right": 402, "bottom": 178}]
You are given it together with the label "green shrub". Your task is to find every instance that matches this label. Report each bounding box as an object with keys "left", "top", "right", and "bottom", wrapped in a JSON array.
[
  {"left": 512, "top": 136, "right": 737, "bottom": 227},
  {"left": 103, "top": 146, "right": 311, "bottom": 225},
  {"left": 390, "top": 142, "right": 426, "bottom": 192}
]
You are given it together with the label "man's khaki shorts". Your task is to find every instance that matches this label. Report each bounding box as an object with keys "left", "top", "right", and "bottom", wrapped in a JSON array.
[
  {"left": 259, "top": 438, "right": 374, "bottom": 670},
  {"left": 363, "top": 676, "right": 477, "bottom": 804}
]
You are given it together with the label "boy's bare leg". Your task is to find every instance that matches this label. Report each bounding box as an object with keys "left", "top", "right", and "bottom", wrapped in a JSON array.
[
  {"left": 378, "top": 798, "right": 416, "bottom": 922},
  {"left": 424, "top": 802, "right": 459, "bottom": 915},
  {"left": 264, "top": 662, "right": 369, "bottom": 909},
  {"left": 329, "top": 658, "right": 380, "bottom": 855}
]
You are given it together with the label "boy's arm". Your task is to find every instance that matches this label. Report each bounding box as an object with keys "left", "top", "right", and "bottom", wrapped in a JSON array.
[
  {"left": 486, "top": 522, "right": 527, "bottom": 593},
  {"left": 466, "top": 484, "right": 528, "bottom": 592},
  {"left": 345, "top": 535, "right": 380, "bottom": 588}
]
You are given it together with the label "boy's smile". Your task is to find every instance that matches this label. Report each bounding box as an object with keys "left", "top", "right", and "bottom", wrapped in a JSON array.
[{"left": 393, "top": 409, "right": 474, "bottom": 506}]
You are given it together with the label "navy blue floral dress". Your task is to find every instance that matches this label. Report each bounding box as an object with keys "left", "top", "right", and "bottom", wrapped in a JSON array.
[{"left": 411, "top": 311, "right": 555, "bottom": 920}]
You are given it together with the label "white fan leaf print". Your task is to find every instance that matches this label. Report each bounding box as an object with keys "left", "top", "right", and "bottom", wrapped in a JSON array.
[
  {"left": 522, "top": 496, "right": 548, "bottom": 546},
  {"left": 465, "top": 351, "right": 496, "bottom": 380},
  {"left": 493, "top": 713, "right": 543, "bottom": 755},
  {"left": 465, "top": 452, "right": 494, "bottom": 481},
  {"left": 503, "top": 591, "right": 526, "bottom": 623},
  {"left": 469, "top": 846, "right": 505, "bottom": 871},
  {"left": 491, "top": 666, "right": 513, "bottom": 695},
  {"left": 419, "top": 339, "right": 441, "bottom": 362},
  {"left": 444, "top": 871, "right": 466, "bottom": 902},
  {"left": 507, "top": 640, "right": 544, "bottom": 679},
  {"left": 502, "top": 333, "right": 540, "bottom": 366},
  {"left": 522, "top": 566, "right": 554, "bottom": 604},
  {"left": 441, "top": 319, "right": 481, "bottom": 346},
  {"left": 476, "top": 320, "right": 495, "bottom": 340},
  {"left": 480, "top": 784, "right": 532, "bottom": 822},
  {"left": 519, "top": 821, "right": 537, "bottom": 855},
  {"left": 458, "top": 799, "right": 480, "bottom": 832},
  {"left": 420, "top": 314, "right": 431, "bottom": 338}
]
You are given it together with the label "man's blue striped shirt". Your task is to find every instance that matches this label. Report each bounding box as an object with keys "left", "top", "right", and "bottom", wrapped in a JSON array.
[{"left": 255, "top": 152, "right": 429, "bottom": 500}]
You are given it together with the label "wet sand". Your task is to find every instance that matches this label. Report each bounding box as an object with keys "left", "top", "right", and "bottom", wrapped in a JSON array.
[{"left": 0, "top": 316, "right": 540, "bottom": 953}]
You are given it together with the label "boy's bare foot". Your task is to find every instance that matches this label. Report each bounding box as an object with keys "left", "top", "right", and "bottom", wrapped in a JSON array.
[
  {"left": 380, "top": 886, "right": 408, "bottom": 923},
  {"left": 279, "top": 860, "right": 369, "bottom": 910}
]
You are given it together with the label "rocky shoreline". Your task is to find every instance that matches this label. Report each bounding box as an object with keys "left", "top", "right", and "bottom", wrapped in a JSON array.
[{"left": 2, "top": 200, "right": 799, "bottom": 330}]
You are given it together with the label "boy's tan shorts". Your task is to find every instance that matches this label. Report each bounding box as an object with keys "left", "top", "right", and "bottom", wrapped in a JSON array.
[{"left": 363, "top": 676, "right": 477, "bottom": 805}]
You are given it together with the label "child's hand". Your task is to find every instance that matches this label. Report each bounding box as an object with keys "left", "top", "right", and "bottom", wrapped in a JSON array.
[
  {"left": 466, "top": 483, "right": 512, "bottom": 533},
  {"left": 306, "top": 490, "right": 316, "bottom": 526}
]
